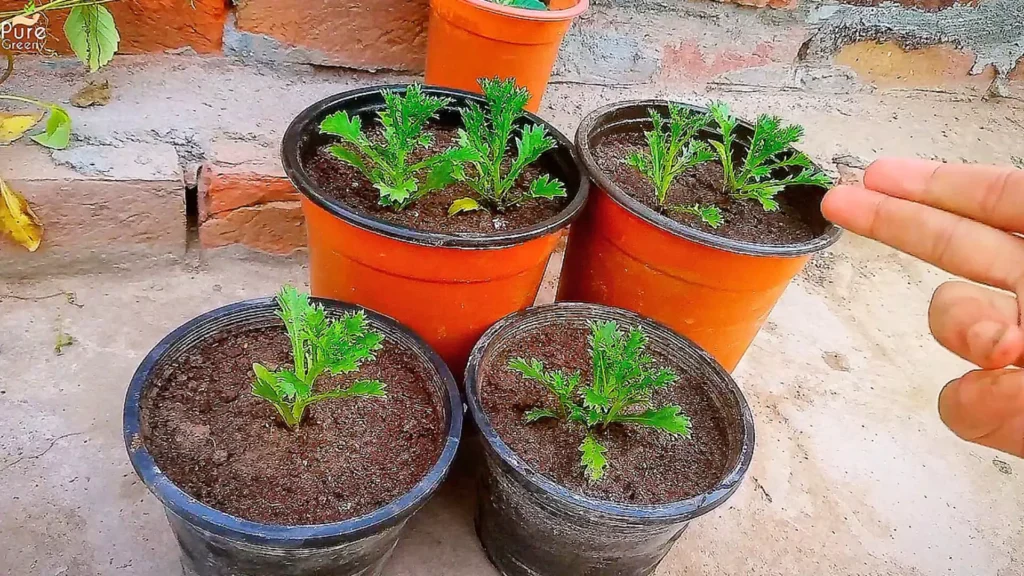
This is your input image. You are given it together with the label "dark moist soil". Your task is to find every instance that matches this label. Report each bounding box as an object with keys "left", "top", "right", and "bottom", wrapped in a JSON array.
[
  {"left": 593, "top": 131, "right": 819, "bottom": 245},
  {"left": 305, "top": 125, "right": 569, "bottom": 235},
  {"left": 141, "top": 325, "right": 446, "bottom": 526},
  {"left": 479, "top": 322, "right": 734, "bottom": 505}
]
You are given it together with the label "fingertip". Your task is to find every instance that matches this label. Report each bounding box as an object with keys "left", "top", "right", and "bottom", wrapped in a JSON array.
[
  {"left": 863, "top": 158, "right": 942, "bottom": 197},
  {"left": 820, "top": 185, "right": 863, "bottom": 227}
]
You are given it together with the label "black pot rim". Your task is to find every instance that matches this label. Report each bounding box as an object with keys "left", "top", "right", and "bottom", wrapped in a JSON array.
[
  {"left": 575, "top": 99, "right": 843, "bottom": 258},
  {"left": 123, "top": 297, "right": 464, "bottom": 547},
  {"left": 464, "top": 301, "right": 756, "bottom": 523},
  {"left": 281, "top": 84, "right": 590, "bottom": 250}
]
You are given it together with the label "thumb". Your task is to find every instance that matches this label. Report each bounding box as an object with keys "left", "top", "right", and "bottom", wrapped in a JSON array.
[{"left": 938, "top": 368, "right": 1024, "bottom": 457}]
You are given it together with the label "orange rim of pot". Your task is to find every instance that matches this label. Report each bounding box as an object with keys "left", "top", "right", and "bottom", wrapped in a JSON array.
[
  {"left": 450, "top": 0, "right": 590, "bottom": 22},
  {"left": 575, "top": 100, "right": 843, "bottom": 258},
  {"left": 282, "top": 84, "right": 589, "bottom": 249}
]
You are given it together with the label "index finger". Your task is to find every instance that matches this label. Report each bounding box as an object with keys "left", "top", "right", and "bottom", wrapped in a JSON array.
[
  {"left": 864, "top": 158, "right": 1024, "bottom": 234},
  {"left": 821, "top": 185, "right": 1024, "bottom": 292}
]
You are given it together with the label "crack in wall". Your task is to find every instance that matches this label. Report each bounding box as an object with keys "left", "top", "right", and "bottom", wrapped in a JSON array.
[{"left": 803, "top": 0, "right": 1024, "bottom": 78}]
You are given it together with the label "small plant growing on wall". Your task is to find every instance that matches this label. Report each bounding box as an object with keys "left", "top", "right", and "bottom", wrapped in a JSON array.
[
  {"left": 319, "top": 83, "right": 472, "bottom": 210},
  {"left": 448, "top": 77, "right": 566, "bottom": 215},
  {"left": 251, "top": 286, "right": 387, "bottom": 429},
  {"left": 708, "top": 101, "right": 832, "bottom": 214},
  {"left": 509, "top": 321, "right": 691, "bottom": 481},
  {"left": 627, "top": 104, "right": 719, "bottom": 227}
]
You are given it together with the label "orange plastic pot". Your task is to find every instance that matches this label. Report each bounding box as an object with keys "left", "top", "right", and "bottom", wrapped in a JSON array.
[
  {"left": 558, "top": 101, "right": 842, "bottom": 372},
  {"left": 282, "top": 86, "right": 588, "bottom": 378},
  {"left": 424, "top": 0, "right": 589, "bottom": 112}
]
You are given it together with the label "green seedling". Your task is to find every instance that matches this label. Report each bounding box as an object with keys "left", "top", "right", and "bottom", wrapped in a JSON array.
[
  {"left": 510, "top": 321, "right": 691, "bottom": 482},
  {"left": 320, "top": 83, "right": 471, "bottom": 210},
  {"left": 709, "top": 100, "right": 832, "bottom": 213},
  {"left": 251, "top": 286, "right": 387, "bottom": 429},
  {"left": 448, "top": 77, "right": 566, "bottom": 214},
  {"left": 627, "top": 104, "right": 719, "bottom": 228}
]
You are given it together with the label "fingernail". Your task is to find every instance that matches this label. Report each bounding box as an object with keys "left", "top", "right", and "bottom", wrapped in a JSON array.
[{"left": 969, "top": 321, "right": 1008, "bottom": 359}]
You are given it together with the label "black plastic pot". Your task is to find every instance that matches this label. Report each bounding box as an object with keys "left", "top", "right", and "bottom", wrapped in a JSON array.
[
  {"left": 558, "top": 100, "right": 842, "bottom": 372},
  {"left": 124, "top": 298, "right": 463, "bottom": 576},
  {"left": 464, "top": 302, "right": 756, "bottom": 576},
  {"left": 279, "top": 84, "right": 589, "bottom": 379}
]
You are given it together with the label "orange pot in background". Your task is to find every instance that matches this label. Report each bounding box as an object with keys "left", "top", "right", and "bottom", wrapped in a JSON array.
[
  {"left": 558, "top": 101, "right": 842, "bottom": 372},
  {"left": 425, "top": 0, "right": 589, "bottom": 112},
  {"left": 282, "top": 86, "right": 588, "bottom": 378}
]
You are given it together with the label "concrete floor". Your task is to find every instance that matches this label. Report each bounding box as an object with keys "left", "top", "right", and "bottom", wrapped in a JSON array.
[
  {"left": 2, "top": 56, "right": 1024, "bottom": 576},
  {"left": 1, "top": 235, "right": 1023, "bottom": 575}
]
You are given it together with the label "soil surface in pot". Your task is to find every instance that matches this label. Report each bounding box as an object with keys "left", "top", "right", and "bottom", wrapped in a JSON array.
[
  {"left": 593, "top": 132, "right": 820, "bottom": 245},
  {"left": 306, "top": 125, "right": 569, "bottom": 235},
  {"left": 479, "top": 321, "right": 734, "bottom": 504},
  {"left": 141, "top": 325, "right": 446, "bottom": 526}
]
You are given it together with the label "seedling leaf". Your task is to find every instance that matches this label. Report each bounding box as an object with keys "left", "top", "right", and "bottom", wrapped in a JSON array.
[
  {"left": 448, "top": 197, "right": 482, "bottom": 215},
  {"left": 580, "top": 435, "right": 608, "bottom": 481},
  {"left": 453, "top": 78, "right": 566, "bottom": 212},
  {"left": 709, "top": 101, "right": 831, "bottom": 213},
  {"left": 510, "top": 321, "right": 692, "bottom": 482},
  {"left": 251, "top": 286, "right": 387, "bottom": 429},
  {"left": 30, "top": 105, "right": 71, "bottom": 150},
  {"left": 626, "top": 104, "right": 714, "bottom": 207},
  {"left": 320, "top": 84, "right": 455, "bottom": 210}
]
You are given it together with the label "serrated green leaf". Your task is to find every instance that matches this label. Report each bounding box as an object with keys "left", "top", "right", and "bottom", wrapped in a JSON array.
[
  {"left": 64, "top": 5, "right": 120, "bottom": 73},
  {"left": 345, "top": 380, "right": 388, "bottom": 397},
  {"left": 584, "top": 388, "right": 610, "bottom": 410},
  {"left": 252, "top": 363, "right": 283, "bottom": 403},
  {"left": 524, "top": 408, "right": 557, "bottom": 423},
  {"left": 276, "top": 370, "right": 306, "bottom": 399},
  {"left": 448, "top": 197, "right": 482, "bottom": 216},
  {"left": 613, "top": 405, "right": 692, "bottom": 437},
  {"left": 320, "top": 111, "right": 363, "bottom": 142},
  {"left": 252, "top": 285, "right": 388, "bottom": 429},
  {"left": 328, "top": 144, "right": 368, "bottom": 174},
  {"left": 528, "top": 174, "right": 566, "bottom": 199},
  {"left": 673, "top": 203, "right": 724, "bottom": 229},
  {"left": 580, "top": 435, "right": 608, "bottom": 482},
  {"left": 30, "top": 106, "right": 71, "bottom": 150}
]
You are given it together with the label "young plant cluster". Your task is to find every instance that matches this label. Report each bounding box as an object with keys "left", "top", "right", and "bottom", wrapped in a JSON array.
[
  {"left": 510, "top": 321, "right": 691, "bottom": 482},
  {"left": 251, "top": 286, "right": 387, "bottom": 429},
  {"left": 320, "top": 79, "right": 565, "bottom": 216},
  {"left": 626, "top": 101, "right": 832, "bottom": 229}
]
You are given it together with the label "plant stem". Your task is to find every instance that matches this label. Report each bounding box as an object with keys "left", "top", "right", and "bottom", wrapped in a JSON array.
[{"left": 0, "top": 94, "right": 54, "bottom": 109}]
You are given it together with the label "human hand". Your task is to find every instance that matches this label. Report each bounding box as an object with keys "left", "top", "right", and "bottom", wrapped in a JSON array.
[{"left": 821, "top": 158, "right": 1024, "bottom": 457}]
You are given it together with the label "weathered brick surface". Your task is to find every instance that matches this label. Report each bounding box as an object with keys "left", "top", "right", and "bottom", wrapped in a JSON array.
[
  {"left": 837, "top": 0, "right": 980, "bottom": 11},
  {"left": 0, "top": 145, "right": 185, "bottom": 278},
  {"left": 229, "top": 0, "right": 428, "bottom": 71},
  {"left": 712, "top": 0, "right": 797, "bottom": 9},
  {"left": 198, "top": 140, "right": 305, "bottom": 255},
  {"left": 662, "top": 41, "right": 776, "bottom": 82},
  {"left": 835, "top": 41, "right": 997, "bottom": 89},
  {"left": 0, "top": 0, "right": 228, "bottom": 54}
]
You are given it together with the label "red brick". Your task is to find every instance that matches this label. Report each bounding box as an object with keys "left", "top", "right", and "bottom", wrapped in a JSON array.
[
  {"left": 0, "top": 0, "right": 228, "bottom": 54},
  {"left": 199, "top": 201, "right": 306, "bottom": 255},
  {"left": 233, "top": 0, "right": 428, "bottom": 71},
  {"left": 199, "top": 166, "right": 300, "bottom": 221},
  {"left": 662, "top": 41, "right": 776, "bottom": 82}
]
